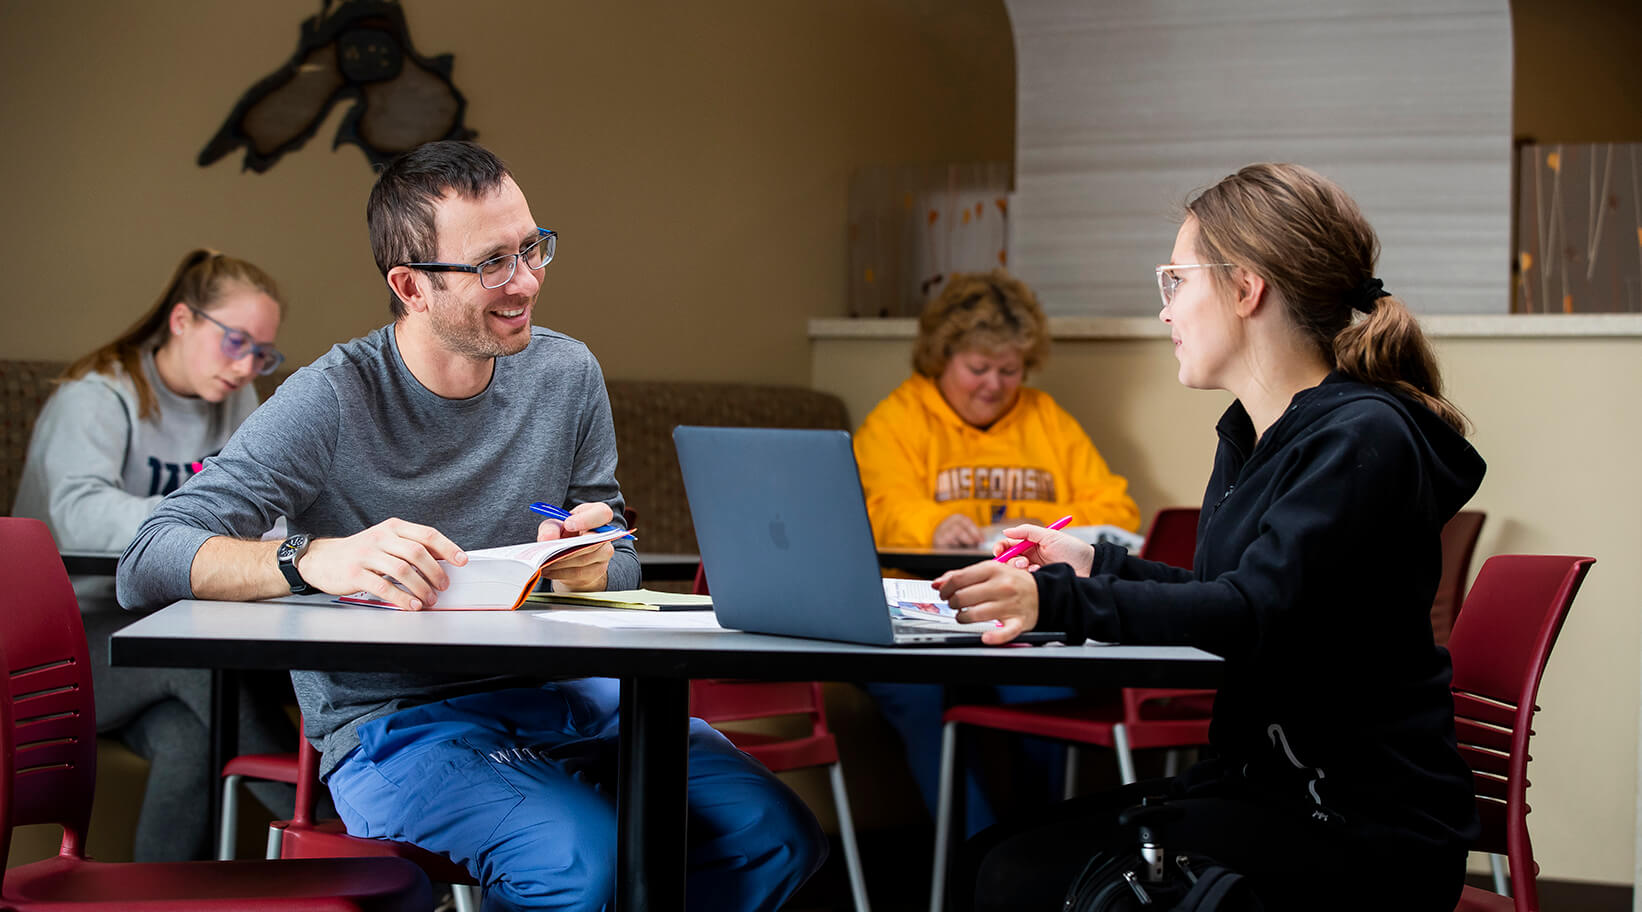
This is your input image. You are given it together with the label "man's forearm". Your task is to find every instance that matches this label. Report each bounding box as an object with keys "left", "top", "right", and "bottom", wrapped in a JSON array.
[{"left": 190, "top": 536, "right": 292, "bottom": 601}]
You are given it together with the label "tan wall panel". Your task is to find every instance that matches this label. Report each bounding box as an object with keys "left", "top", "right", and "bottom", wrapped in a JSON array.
[{"left": 0, "top": 1, "right": 1014, "bottom": 383}]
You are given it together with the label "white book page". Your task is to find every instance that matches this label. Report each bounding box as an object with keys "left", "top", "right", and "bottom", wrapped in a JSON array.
[
  {"left": 463, "top": 526, "right": 634, "bottom": 566},
  {"left": 882, "top": 577, "right": 1007, "bottom": 631},
  {"left": 882, "top": 577, "right": 960, "bottom": 623}
]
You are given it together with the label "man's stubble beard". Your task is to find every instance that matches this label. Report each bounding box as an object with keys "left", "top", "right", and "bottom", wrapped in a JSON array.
[{"left": 428, "top": 291, "right": 535, "bottom": 360}]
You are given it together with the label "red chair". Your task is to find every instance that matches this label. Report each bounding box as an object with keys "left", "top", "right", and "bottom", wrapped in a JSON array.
[
  {"left": 0, "top": 517, "right": 431, "bottom": 911},
  {"left": 690, "top": 680, "right": 870, "bottom": 910},
  {"left": 1447, "top": 555, "right": 1593, "bottom": 912},
  {"left": 1431, "top": 511, "right": 1487, "bottom": 646},
  {"left": 218, "top": 750, "right": 300, "bottom": 858},
  {"left": 689, "top": 564, "right": 870, "bottom": 911},
  {"left": 269, "top": 724, "right": 483, "bottom": 912}
]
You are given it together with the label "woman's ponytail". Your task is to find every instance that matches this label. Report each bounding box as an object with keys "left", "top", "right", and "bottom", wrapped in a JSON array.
[{"left": 1334, "top": 295, "right": 1468, "bottom": 434}]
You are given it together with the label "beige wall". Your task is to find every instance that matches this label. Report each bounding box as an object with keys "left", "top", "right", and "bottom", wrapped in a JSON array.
[
  {"left": 814, "top": 331, "right": 1642, "bottom": 886},
  {"left": 0, "top": 0, "right": 1013, "bottom": 380}
]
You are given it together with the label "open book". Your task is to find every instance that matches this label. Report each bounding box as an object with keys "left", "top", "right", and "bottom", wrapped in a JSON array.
[{"left": 338, "top": 526, "right": 635, "bottom": 610}]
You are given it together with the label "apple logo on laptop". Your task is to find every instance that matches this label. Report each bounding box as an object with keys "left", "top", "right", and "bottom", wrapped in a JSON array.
[{"left": 768, "top": 516, "right": 790, "bottom": 550}]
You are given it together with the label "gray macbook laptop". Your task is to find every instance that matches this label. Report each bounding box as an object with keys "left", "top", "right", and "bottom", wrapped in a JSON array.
[{"left": 673, "top": 425, "right": 1063, "bottom": 647}]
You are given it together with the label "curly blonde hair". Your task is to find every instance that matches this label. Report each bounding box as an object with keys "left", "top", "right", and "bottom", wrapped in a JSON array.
[{"left": 911, "top": 270, "right": 1050, "bottom": 378}]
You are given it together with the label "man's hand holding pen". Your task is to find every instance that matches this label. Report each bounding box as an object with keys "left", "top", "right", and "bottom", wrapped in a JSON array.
[{"left": 533, "top": 501, "right": 617, "bottom": 592}]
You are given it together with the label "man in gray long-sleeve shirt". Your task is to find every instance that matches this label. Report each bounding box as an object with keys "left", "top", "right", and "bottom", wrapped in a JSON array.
[{"left": 117, "top": 141, "right": 822, "bottom": 911}]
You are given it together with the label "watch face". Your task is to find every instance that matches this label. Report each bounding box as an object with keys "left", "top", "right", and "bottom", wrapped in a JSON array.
[{"left": 279, "top": 533, "right": 309, "bottom": 562}]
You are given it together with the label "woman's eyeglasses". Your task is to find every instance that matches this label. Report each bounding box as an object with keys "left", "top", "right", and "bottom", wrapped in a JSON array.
[
  {"left": 1155, "top": 263, "right": 1233, "bottom": 309},
  {"left": 402, "top": 227, "right": 557, "bottom": 290},
  {"left": 186, "top": 304, "right": 285, "bottom": 375}
]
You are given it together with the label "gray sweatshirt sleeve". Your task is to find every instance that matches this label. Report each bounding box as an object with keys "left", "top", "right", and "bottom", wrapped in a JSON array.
[
  {"left": 25, "top": 380, "right": 162, "bottom": 552},
  {"left": 568, "top": 353, "right": 640, "bottom": 591},
  {"left": 117, "top": 371, "right": 341, "bottom": 611}
]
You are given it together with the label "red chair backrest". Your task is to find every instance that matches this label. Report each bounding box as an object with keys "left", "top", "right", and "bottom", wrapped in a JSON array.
[
  {"left": 0, "top": 517, "right": 100, "bottom": 858},
  {"left": 1137, "top": 507, "right": 1199, "bottom": 568},
  {"left": 1430, "top": 510, "right": 1486, "bottom": 645},
  {"left": 0, "top": 635, "right": 15, "bottom": 875},
  {"left": 1127, "top": 508, "right": 1205, "bottom": 713},
  {"left": 690, "top": 679, "right": 827, "bottom": 726},
  {"left": 688, "top": 564, "right": 831, "bottom": 738},
  {"left": 1447, "top": 554, "right": 1593, "bottom": 908}
]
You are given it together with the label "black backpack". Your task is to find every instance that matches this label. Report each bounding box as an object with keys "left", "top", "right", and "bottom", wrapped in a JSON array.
[{"left": 1063, "top": 800, "right": 1263, "bottom": 912}]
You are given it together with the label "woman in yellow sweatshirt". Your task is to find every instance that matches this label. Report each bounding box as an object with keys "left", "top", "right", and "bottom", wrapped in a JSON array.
[
  {"left": 854, "top": 269, "right": 1141, "bottom": 836},
  {"left": 854, "top": 271, "right": 1140, "bottom": 548}
]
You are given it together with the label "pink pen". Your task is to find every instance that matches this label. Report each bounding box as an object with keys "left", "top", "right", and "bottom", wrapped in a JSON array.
[{"left": 994, "top": 515, "right": 1073, "bottom": 565}]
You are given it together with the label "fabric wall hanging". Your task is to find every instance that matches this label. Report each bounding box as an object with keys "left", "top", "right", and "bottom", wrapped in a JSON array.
[{"left": 199, "top": 0, "right": 476, "bottom": 173}]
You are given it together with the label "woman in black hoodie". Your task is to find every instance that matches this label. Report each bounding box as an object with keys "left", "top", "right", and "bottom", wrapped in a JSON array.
[{"left": 937, "top": 163, "right": 1484, "bottom": 911}]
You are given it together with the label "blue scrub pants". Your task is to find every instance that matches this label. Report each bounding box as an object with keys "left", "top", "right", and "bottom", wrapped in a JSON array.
[
  {"left": 862, "top": 682, "right": 1078, "bottom": 837},
  {"left": 328, "top": 680, "right": 826, "bottom": 912}
]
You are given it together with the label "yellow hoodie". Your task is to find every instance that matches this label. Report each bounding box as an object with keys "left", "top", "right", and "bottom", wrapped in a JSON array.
[{"left": 853, "top": 374, "right": 1140, "bottom": 547}]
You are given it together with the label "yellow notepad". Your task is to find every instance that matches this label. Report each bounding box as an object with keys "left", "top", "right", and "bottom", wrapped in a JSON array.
[{"left": 525, "top": 588, "right": 713, "bottom": 611}]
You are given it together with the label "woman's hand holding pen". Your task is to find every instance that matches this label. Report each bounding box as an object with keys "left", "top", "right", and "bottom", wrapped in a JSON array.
[
  {"left": 303, "top": 518, "right": 467, "bottom": 611},
  {"left": 536, "top": 501, "right": 616, "bottom": 592},
  {"left": 991, "top": 523, "right": 1096, "bottom": 576}
]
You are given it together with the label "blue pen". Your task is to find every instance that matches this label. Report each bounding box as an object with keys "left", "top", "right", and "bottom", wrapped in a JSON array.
[{"left": 529, "top": 502, "right": 621, "bottom": 533}]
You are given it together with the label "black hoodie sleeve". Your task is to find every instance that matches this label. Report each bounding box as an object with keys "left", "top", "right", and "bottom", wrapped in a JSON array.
[
  {"left": 1089, "top": 541, "right": 1196, "bottom": 583},
  {"left": 1035, "top": 403, "right": 1425, "bottom": 658}
]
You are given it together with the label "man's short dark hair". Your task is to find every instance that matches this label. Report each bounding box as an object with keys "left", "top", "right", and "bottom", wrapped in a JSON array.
[{"left": 368, "top": 140, "right": 513, "bottom": 317}]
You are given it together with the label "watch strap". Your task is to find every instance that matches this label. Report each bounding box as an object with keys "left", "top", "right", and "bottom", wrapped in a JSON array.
[{"left": 278, "top": 535, "right": 318, "bottom": 596}]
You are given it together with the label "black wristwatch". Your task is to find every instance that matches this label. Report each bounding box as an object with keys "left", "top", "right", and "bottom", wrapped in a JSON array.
[{"left": 277, "top": 534, "right": 318, "bottom": 595}]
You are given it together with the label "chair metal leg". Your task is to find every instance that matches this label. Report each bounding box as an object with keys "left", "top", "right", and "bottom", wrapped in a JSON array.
[
  {"left": 827, "top": 761, "right": 872, "bottom": 912},
  {"left": 452, "top": 883, "right": 481, "bottom": 912},
  {"left": 265, "top": 824, "right": 284, "bottom": 859},
  {"left": 1063, "top": 745, "right": 1080, "bottom": 800},
  {"left": 1112, "top": 724, "right": 1137, "bottom": 785},
  {"left": 929, "top": 720, "right": 960, "bottom": 912},
  {"left": 1163, "top": 748, "right": 1181, "bottom": 778},
  {"left": 1489, "top": 853, "right": 1510, "bottom": 896},
  {"left": 217, "top": 774, "right": 242, "bottom": 860}
]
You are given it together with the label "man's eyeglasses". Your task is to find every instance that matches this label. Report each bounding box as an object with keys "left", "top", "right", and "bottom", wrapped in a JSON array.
[
  {"left": 187, "top": 305, "right": 285, "bottom": 375},
  {"left": 402, "top": 227, "right": 557, "bottom": 290},
  {"left": 1155, "top": 263, "right": 1233, "bottom": 309}
]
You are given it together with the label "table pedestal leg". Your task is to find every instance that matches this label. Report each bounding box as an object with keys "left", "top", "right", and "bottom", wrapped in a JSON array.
[
  {"left": 208, "top": 668, "right": 239, "bottom": 835},
  {"left": 617, "top": 675, "right": 688, "bottom": 912}
]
